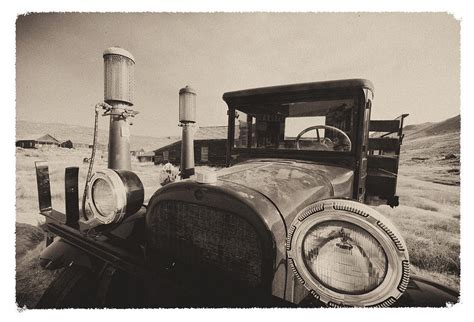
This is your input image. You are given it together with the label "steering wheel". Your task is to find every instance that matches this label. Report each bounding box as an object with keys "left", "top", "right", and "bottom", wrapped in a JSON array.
[{"left": 295, "top": 125, "right": 352, "bottom": 151}]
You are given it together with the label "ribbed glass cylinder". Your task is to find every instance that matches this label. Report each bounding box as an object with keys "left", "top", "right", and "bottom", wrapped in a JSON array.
[
  {"left": 104, "top": 48, "right": 135, "bottom": 105},
  {"left": 179, "top": 86, "right": 196, "bottom": 123}
]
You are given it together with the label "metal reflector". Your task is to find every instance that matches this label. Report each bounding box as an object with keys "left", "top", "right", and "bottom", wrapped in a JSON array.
[{"left": 92, "top": 178, "right": 118, "bottom": 217}]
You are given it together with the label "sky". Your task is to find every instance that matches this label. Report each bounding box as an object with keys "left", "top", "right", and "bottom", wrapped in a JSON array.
[{"left": 16, "top": 13, "right": 460, "bottom": 138}]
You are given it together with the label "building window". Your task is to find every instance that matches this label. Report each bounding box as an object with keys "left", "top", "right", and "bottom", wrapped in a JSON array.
[
  {"left": 201, "top": 146, "right": 209, "bottom": 162},
  {"left": 163, "top": 151, "right": 169, "bottom": 162}
]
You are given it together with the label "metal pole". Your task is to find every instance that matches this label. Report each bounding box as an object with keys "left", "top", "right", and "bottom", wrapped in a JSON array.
[
  {"left": 180, "top": 123, "right": 195, "bottom": 179},
  {"left": 108, "top": 105, "right": 132, "bottom": 170},
  {"left": 226, "top": 108, "right": 235, "bottom": 166}
]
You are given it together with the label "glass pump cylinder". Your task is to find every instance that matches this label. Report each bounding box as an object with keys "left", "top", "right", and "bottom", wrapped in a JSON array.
[
  {"left": 104, "top": 47, "right": 135, "bottom": 105},
  {"left": 179, "top": 86, "right": 196, "bottom": 123},
  {"left": 103, "top": 47, "right": 135, "bottom": 170}
]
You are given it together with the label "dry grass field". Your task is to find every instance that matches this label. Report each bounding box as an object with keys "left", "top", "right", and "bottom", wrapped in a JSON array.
[
  {"left": 16, "top": 147, "right": 164, "bottom": 226},
  {"left": 374, "top": 176, "right": 460, "bottom": 289},
  {"left": 15, "top": 118, "right": 460, "bottom": 307}
]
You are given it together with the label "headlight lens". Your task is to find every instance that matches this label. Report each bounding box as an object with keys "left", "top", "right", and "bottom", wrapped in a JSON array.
[
  {"left": 302, "top": 220, "right": 387, "bottom": 295},
  {"left": 91, "top": 178, "right": 117, "bottom": 218},
  {"left": 87, "top": 169, "right": 144, "bottom": 224}
]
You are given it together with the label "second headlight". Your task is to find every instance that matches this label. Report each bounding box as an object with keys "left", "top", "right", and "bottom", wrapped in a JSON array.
[{"left": 87, "top": 169, "right": 144, "bottom": 224}]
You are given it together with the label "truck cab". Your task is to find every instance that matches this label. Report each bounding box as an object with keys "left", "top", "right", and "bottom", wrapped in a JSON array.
[{"left": 223, "top": 79, "right": 406, "bottom": 206}]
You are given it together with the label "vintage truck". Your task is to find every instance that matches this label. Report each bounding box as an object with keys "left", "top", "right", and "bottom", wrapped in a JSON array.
[{"left": 33, "top": 48, "right": 458, "bottom": 308}]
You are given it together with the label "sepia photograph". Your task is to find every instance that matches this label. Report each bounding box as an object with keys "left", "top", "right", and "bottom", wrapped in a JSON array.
[{"left": 13, "top": 11, "right": 463, "bottom": 310}]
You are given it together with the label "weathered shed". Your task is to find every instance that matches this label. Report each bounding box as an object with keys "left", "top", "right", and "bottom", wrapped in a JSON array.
[
  {"left": 16, "top": 134, "right": 61, "bottom": 149},
  {"left": 153, "top": 126, "right": 237, "bottom": 166},
  {"left": 36, "top": 134, "right": 61, "bottom": 146},
  {"left": 59, "top": 140, "right": 91, "bottom": 149},
  {"left": 60, "top": 140, "right": 74, "bottom": 149},
  {"left": 137, "top": 151, "right": 155, "bottom": 163},
  {"left": 131, "top": 148, "right": 145, "bottom": 157}
]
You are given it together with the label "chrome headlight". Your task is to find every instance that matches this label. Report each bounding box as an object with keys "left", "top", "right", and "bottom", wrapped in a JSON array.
[
  {"left": 287, "top": 199, "right": 409, "bottom": 307},
  {"left": 87, "top": 169, "right": 144, "bottom": 224}
]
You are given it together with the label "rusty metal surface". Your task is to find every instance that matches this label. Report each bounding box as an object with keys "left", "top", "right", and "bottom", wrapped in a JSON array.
[
  {"left": 180, "top": 123, "right": 195, "bottom": 178},
  {"left": 146, "top": 159, "right": 353, "bottom": 301},
  {"left": 108, "top": 111, "right": 132, "bottom": 170},
  {"left": 218, "top": 159, "right": 354, "bottom": 222},
  {"left": 146, "top": 179, "right": 287, "bottom": 299},
  {"left": 223, "top": 79, "right": 374, "bottom": 101},
  {"left": 65, "top": 167, "right": 79, "bottom": 226},
  {"left": 35, "top": 161, "right": 52, "bottom": 213}
]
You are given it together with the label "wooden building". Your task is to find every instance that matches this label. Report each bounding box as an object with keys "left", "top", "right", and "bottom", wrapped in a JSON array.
[
  {"left": 154, "top": 126, "right": 237, "bottom": 166},
  {"left": 131, "top": 148, "right": 145, "bottom": 157},
  {"left": 137, "top": 151, "right": 155, "bottom": 163},
  {"left": 60, "top": 140, "right": 90, "bottom": 149},
  {"left": 16, "top": 134, "right": 61, "bottom": 149},
  {"left": 88, "top": 143, "right": 107, "bottom": 151}
]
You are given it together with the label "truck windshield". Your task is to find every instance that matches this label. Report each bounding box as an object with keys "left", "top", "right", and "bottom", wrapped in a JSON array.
[{"left": 234, "top": 98, "right": 355, "bottom": 152}]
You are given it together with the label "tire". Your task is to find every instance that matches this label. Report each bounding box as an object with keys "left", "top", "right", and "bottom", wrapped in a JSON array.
[{"left": 36, "top": 264, "right": 97, "bottom": 309}]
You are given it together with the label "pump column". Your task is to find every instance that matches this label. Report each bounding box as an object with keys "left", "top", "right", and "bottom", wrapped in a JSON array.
[
  {"left": 179, "top": 86, "right": 196, "bottom": 179},
  {"left": 103, "top": 47, "right": 136, "bottom": 170}
]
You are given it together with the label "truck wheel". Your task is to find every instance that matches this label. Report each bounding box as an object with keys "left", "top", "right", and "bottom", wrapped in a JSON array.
[{"left": 36, "top": 264, "right": 97, "bottom": 309}]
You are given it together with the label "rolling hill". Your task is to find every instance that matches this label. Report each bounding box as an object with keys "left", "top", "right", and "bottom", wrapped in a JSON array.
[
  {"left": 400, "top": 114, "right": 460, "bottom": 185},
  {"left": 16, "top": 120, "right": 180, "bottom": 152},
  {"left": 403, "top": 114, "right": 460, "bottom": 140}
]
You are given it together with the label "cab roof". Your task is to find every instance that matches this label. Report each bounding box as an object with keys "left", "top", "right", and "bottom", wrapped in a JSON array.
[{"left": 222, "top": 79, "right": 374, "bottom": 108}]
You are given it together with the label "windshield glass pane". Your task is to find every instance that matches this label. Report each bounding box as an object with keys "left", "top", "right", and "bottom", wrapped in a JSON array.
[{"left": 233, "top": 98, "right": 355, "bottom": 152}]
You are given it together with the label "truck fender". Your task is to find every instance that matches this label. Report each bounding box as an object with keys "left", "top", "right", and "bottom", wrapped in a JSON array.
[{"left": 39, "top": 238, "right": 92, "bottom": 270}]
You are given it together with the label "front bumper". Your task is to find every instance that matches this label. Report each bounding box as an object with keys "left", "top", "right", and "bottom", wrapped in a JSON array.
[{"left": 42, "top": 218, "right": 459, "bottom": 308}]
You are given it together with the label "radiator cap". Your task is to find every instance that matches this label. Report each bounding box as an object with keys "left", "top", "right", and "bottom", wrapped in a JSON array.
[{"left": 195, "top": 170, "right": 217, "bottom": 184}]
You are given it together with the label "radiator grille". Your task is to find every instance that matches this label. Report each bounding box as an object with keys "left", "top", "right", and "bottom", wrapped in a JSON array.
[{"left": 149, "top": 200, "right": 264, "bottom": 287}]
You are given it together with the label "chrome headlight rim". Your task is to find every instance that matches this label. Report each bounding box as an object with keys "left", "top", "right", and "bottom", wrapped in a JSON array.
[
  {"left": 87, "top": 169, "right": 128, "bottom": 225},
  {"left": 287, "top": 199, "right": 410, "bottom": 308}
]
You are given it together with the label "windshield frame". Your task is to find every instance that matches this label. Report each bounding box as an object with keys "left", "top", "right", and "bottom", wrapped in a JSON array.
[{"left": 227, "top": 92, "right": 364, "bottom": 165}]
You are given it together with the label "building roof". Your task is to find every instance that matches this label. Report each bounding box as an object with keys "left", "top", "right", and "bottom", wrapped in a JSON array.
[
  {"left": 153, "top": 125, "right": 238, "bottom": 152},
  {"left": 194, "top": 126, "right": 230, "bottom": 140},
  {"left": 37, "top": 134, "right": 61, "bottom": 144}
]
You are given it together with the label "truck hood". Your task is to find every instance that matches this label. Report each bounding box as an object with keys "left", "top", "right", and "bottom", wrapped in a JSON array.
[{"left": 217, "top": 159, "right": 354, "bottom": 221}]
